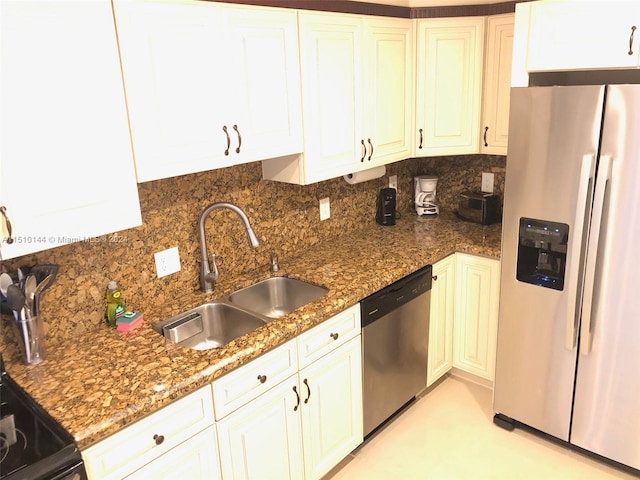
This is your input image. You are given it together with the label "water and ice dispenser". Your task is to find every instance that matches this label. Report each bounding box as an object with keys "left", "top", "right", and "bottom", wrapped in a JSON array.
[{"left": 516, "top": 218, "right": 569, "bottom": 291}]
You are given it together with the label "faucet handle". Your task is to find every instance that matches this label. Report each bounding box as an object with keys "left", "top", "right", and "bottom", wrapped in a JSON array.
[
  {"left": 270, "top": 253, "right": 279, "bottom": 273},
  {"left": 210, "top": 254, "right": 220, "bottom": 281}
]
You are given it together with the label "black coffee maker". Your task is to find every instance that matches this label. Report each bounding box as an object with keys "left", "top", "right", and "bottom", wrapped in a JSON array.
[{"left": 376, "top": 188, "right": 396, "bottom": 226}]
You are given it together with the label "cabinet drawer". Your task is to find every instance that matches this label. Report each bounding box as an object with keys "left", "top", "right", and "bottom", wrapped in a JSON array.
[
  {"left": 297, "top": 304, "right": 361, "bottom": 369},
  {"left": 212, "top": 339, "right": 298, "bottom": 420},
  {"left": 83, "top": 386, "right": 214, "bottom": 480}
]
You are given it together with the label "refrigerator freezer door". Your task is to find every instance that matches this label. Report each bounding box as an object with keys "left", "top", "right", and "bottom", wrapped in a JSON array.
[
  {"left": 571, "top": 85, "right": 640, "bottom": 471},
  {"left": 493, "top": 86, "right": 605, "bottom": 441}
]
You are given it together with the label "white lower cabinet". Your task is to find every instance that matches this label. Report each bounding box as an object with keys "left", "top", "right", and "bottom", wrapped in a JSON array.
[
  {"left": 82, "top": 386, "right": 217, "bottom": 480},
  {"left": 428, "top": 254, "right": 500, "bottom": 386},
  {"left": 299, "top": 337, "right": 363, "bottom": 480},
  {"left": 427, "top": 255, "right": 456, "bottom": 387},
  {"left": 453, "top": 253, "right": 500, "bottom": 381},
  {"left": 216, "top": 374, "right": 305, "bottom": 479},
  {"left": 126, "top": 427, "right": 221, "bottom": 480},
  {"left": 83, "top": 306, "right": 362, "bottom": 480},
  {"left": 215, "top": 304, "right": 362, "bottom": 480}
]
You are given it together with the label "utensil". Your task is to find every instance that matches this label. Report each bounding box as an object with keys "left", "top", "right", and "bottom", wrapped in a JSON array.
[
  {"left": 17, "top": 265, "right": 32, "bottom": 282},
  {"left": 0, "top": 272, "right": 12, "bottom": 298},
  {"left": 24, "top": 273, "right": 37, "bottom": 317},
  {"left": 32, "top": 264, "right": 58, "bottom": 290},
  {"left": 6, "top": 283, "right": 25, "bottom": 315},
  {"left": 33, "top": 274, "right": 53, "bottom": 316},
  {"left": 6, "top": 284, "right": 30, "bottom": 362}
]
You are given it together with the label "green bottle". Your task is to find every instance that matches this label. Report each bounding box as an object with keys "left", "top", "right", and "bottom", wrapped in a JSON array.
[{"left": 105, "top": 280, "right": 126, "bottom": 327}]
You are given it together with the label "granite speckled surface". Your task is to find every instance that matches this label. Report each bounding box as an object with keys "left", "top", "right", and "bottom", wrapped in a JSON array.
[
  {"left": 0, "top": 156, "right": 505, "bottom": 349},
  {"left": 3, "top": 210, "right": 500, "bottom": 450}
]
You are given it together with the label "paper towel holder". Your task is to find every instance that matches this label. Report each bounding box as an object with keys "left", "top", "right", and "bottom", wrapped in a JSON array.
[{"left": 343, "top": 165, "right": 386, "bottom": 184}]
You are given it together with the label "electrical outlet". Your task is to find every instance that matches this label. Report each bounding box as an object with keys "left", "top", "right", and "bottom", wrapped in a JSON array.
[
  {"left": 319, "top": 197, "right": 330, "bottom": 221},
  {"left": 481, "top": 172, "right": 495, "bottom": 193},
  {"left": 389, "top": 175, "right": 398, "bottom": 191},
  {"left": 155, "top": 247, "right": 181, "bottom": 278}
]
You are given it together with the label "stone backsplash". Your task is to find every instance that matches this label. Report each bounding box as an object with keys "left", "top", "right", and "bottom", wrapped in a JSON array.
[{"left": 0, "top": 155, "right": 505, "bottom": 349}]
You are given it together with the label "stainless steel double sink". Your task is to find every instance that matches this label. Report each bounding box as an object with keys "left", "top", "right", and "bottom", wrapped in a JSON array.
[{"left": 153, "top": 277, "right": 328, "bottom": 350}]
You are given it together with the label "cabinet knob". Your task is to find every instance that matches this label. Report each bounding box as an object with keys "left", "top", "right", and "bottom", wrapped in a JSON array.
[
  {"left": 0, "top": 206, "right": 14, "bottom": 244},
  {"left": 153, "top": 434, "right": 165, "bottom": 445},
  {"left": 257, "top": 374, "right": 267, "bottom": 384},
  {"left": 330, "top": 332, "right": 339, "bottom": 340},
  {"left": 630, "top": 25, "right": 637, "bottom": 55},
  {"left": 432, "top": 275, "right": 438, "bottom": 281}
]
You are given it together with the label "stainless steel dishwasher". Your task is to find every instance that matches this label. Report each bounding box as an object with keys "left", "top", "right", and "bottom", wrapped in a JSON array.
[{"left": 360, "top": 264, "right": 432, "bottom": 438}]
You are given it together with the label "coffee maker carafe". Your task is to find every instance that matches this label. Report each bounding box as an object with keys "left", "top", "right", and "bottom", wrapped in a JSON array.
[{"left": 414, "top": 175, "right": 439, "bottom": 215}]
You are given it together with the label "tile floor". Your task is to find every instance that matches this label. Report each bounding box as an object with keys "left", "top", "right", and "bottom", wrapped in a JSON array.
[{"left": 326, "top": 376, "right": 638, "bottom": 480}]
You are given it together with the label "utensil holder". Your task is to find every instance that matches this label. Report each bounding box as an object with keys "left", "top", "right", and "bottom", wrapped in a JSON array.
[{"left": 13, "top": 315, "right": 46, "bottom": 365}]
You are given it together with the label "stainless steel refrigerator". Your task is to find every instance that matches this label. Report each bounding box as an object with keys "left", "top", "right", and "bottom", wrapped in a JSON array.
[{"left": 493, "top": 84, "right": 640, "bottom": 472}]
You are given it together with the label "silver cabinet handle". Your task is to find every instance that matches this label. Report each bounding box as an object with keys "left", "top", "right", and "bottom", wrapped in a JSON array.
[
  {"left": 0, "top": 206, "right": 14, "bottom": 244},
  {"left": 629, "top": 26, "right": 637, "bottom": 55},
  {"left": 223, "top": 126, "right": 230, "bottom": 156},
  {"left": 233, "top": 124, "right": 241, "bottom": 154}
]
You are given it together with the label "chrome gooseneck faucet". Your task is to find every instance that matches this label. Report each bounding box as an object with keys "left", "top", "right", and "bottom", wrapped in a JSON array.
[{"left": 198, "top": 202, "right": 259, "bottom": 293}]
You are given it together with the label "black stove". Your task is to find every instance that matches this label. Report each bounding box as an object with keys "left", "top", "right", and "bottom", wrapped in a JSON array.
[{"left": 0, "top": 355, "right": 86, "bottom": 480}]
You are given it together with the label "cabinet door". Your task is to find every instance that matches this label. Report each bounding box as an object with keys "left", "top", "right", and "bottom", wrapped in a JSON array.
[
  {"left": 126, "top": 427, "right": 221, "bottom": 480},
  {"left": 83, "top": 386, "right": 214, "bottom": 480},
  {"left": 453, "top": 254, "right": 500, "bottom": 381},
  {"left": 0, "top": 0, "right": 141, "bottom": 260},
  {"left": 219, "top": 5, "right": 303, "bottom": 163},
  {"left": 216, "top": 377, "right": 304, "bottom": 480},
  {"left": 113, "top": 0, "right": 229, "bottom": 182},
  {"left": 427, "top": 255, "right": 456, "bottom": 387},
  {"left": 481, "top": 14, "right": 514, "bottom": 155},
  {"left": 363, "top": 17, "right": 413, "bottom": 166},
  {"left": 415, "top": 17, "right": 484, "bottom": 157},
  {"left": 298, "top": 12, "right": 364, "bottom": 183},
  {"left": 527, "top": 1, "right": 640, "bottom": 72},
  {"left": 300, "top": 337, "right": 363, "bottom": 480}
]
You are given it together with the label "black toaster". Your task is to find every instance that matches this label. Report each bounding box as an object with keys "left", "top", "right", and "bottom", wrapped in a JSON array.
[{"left": 457, "top": 191, "right": 501, "bottom": 225}]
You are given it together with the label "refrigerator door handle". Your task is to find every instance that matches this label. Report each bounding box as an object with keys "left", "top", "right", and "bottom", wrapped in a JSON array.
[
  {"left": 565, "top": 154, "right": 596, "bottom": 351},
  {"left": 580, "top": 155, "right": 612, "bottom": 356}
]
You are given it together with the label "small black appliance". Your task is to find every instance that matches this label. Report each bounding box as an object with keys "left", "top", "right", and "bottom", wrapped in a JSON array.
[{"left": 376, "top": 188, "right": 396, "bottom": 226}]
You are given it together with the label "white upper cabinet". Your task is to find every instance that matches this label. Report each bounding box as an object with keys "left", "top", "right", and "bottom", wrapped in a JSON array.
[
  {"left": 363, "top": 17, "right": 414, "bottom": 167},
  {"left": 481, "top": 14, "right": 514, "bottom": 155},
  {"left": 0, "top": 0, "right": 141, "bottom": 260},
  {"left": 526, "top": 0, "right": 640, "bottom": 73},
  {"left": 415, "top": 17, "right": 485, "bottom": 157},
  {"left": 262, "top": 12, "right": 413, "bottom": 185},
  {"left": 113, "top": 0, "right": 303, "bottom": 183}
]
